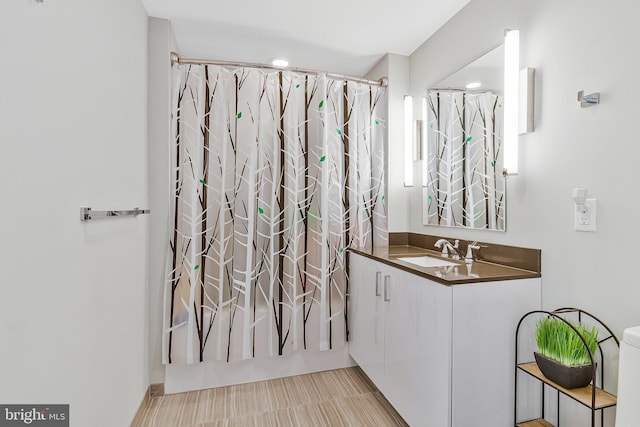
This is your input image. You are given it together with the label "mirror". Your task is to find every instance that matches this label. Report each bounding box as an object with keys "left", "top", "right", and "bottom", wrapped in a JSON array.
[{"left": 422, "top": 43, "right": 506, "bottom": 231}]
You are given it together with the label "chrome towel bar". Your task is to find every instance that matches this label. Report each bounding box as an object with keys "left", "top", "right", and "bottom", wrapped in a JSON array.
[{"left": 80, "top": 207, "right": 150, "bottom": 221}]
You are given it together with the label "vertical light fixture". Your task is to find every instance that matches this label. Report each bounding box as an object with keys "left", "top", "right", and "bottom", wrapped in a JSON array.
[
  {"left": 404, "top": 95, "right": 414, "bottom": 186},
  {"left": 421, "top": 96, "right": 428, "bottom": 187},
  {"left": 503, "top": 29, "right": 520, "bottom": 175},
  {"left": 519, "top": 67, "right": 535, "bottom": 134}
]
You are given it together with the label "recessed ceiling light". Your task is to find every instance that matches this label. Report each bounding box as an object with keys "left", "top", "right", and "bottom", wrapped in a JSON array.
[
  {"left": 271, "top": 58, "right": 289, "bottom": 67},
  {"left": 466, "top": 82, "right": 482, "bottom": 89}
]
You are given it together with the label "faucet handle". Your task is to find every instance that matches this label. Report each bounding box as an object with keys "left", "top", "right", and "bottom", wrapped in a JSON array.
[{"left": 464, "top": 242, "right": 481, "bottom": 263}]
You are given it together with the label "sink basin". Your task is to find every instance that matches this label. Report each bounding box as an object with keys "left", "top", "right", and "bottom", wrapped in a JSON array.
[{"left": 395, "top": 256, "right": 459, "bottom": 268}]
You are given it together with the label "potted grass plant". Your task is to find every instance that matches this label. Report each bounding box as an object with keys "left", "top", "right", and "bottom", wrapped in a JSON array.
[{"left": 534, "top": 316, "right": 599, "bottom": 389}]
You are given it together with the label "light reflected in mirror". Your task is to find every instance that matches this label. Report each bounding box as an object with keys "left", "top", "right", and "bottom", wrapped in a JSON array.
[{"left": 422, "top": 44, "right": 506, "bottom": 231}]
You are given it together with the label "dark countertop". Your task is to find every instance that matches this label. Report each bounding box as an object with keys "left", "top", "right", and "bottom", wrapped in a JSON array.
[{"left": 350, "top": 245, "right": 541, "bottom": 285}]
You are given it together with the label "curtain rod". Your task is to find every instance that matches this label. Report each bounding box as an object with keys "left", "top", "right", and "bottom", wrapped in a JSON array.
[{"left": 170, "top": 52, "right": 388, "bottom": 88}]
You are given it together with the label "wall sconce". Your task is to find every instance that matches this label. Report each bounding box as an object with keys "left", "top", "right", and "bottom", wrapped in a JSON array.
[
  {"left": 404, "top": 95, "right": 414, "bottom": 186},
  {"left": 519, "top": 67, "right": 535, "bottom": 134},
  {"left": 421, "top": 96, "right": 428, "bottom": 187},
  {"left": 413, "top": 120, "right": 423, "bottom": 161},
  {"left": 503, "top": 29, "right": 519, "bottom": 176}
]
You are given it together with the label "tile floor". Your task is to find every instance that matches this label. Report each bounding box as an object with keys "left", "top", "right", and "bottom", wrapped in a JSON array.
[{"left": 131, "top": 367, "right": 408, "bottom": 426}]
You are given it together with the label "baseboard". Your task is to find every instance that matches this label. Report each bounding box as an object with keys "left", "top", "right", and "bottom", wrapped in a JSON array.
[
  {"left": 149, "top": 383, "right": 165, "bottom": 398},
  {"left": 130, "top": 382, "right": 165, "bottom": 426}
]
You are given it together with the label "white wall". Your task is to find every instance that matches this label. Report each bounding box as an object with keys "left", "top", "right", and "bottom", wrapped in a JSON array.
[
  {"left": 0, "top": 1, "right": 149, "bottom": 426},
  {"left": 406, "top": 0, "right": 640, "bottom": 422},
  {"left": 147, "top": 17, "right": 178, "bottom": 385},
  {"left": 365, "top": 54, "right": 411, "bottom": 232},
  {"left": 409, "top": 0, "right": 640, "bottom": 337}
]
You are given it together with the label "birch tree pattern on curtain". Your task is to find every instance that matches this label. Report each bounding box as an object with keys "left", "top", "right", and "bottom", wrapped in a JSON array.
[
  {"left": 423, "top": 90, "right": 505, "bottom": 230},
  {"left": 163, "top": 64, "right": 387, "bottom": 364}
]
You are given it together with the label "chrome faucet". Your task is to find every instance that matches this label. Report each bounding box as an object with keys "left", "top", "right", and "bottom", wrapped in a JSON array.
[{"left": 434, "top": 239, "right": 460, "bottom": 260}]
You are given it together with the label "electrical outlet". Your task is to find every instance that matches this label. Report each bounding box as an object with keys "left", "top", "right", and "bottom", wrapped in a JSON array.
[
  {"left": 579, "top": 208, "right": 589, "bottom": 225},
  {"left": 575, "top": 199, "right": 596, "bottom": 232}
]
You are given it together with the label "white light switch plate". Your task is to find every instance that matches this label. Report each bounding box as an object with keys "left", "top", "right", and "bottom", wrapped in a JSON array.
[{"left": 575, "top": 199, "right": 596, "bottom": 232}]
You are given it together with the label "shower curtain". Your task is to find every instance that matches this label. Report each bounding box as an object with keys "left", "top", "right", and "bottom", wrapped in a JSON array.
[
  {"left": 163, "top": 64, "right": 388, "bottom": 365},
  {"left": 424, "top": 90, "right": 505, "bottom": 230}
]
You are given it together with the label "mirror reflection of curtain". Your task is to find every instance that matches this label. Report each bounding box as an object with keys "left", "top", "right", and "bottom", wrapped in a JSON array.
[
  {"left": 424, "top": 90, "right": 505, "bottom": 230},
  {"left": 164, "top": 64, "right": 388, "bottom": 364}
]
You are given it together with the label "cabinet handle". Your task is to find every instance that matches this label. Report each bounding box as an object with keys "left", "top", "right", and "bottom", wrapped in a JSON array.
[
  {"left": 375, "top": 272, "right": 382, "bottom": 296},
  {"left": 384, "top": 275, "right": 391, "bottom": 302}
]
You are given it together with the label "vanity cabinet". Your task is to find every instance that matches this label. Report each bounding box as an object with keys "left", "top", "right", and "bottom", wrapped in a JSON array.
[
  {"left": 349, "top": 252, "right": 452, "bottom": 426},
  {"left": 349, "top": 252, "right": 541, "bottom": 427}
]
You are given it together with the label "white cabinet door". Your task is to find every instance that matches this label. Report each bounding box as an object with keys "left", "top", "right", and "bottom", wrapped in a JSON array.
[
  {"left": 348, "top": 253, "right": 386, "bottom": 391},
  {"left": 451, "top": 278, "right": 541, "bottom": 427},
  {"left": 383, "top": 267, "right": 453, "bottom": 427}
]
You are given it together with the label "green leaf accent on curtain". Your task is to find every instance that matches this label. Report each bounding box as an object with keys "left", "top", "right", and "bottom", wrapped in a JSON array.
[
  {"left": 296, "top": 84, "right": 300, "bottom": 88},
  {"left": 466, "top": 136, "right": 472, "bottom": 142},
  {"left": 237, "top": 112, "right": 242, "bottom": 119},
  {"left": 375, "top": 120, "right": 379, "bottom": 125},
  {"left": 319, "top": 100, "right": 324, "bottom": 108},
  {"left": 339, "top": 248, "right": 344, "bottom": 253},
  {"left": 199, "top": 179, "right": 206, "bottom": 184},
  {"left": 194, "top": 265, "right": 200, "bottom": 270},
  {"left": 258, "top": 207, "right": 264, "bottom": 214},
  {"left": 381, "top": 195, "right": 385, "bottom": 201},
  {"left": 320, "top": 155, "right": 326, "bottom": 162},
  {"left": 336, "top": 129, "right": 342, "bottom": 135},
  {"left": 491, "top": 161, "right": 495, "bottom": 167},
  {"left": 428, "top": 195, "right": 433, "bottom": 201}
]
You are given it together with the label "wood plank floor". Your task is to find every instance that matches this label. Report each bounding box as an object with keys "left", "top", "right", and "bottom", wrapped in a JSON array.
[{"left": 131, "top": 367, "right": 408, "bottom": 427}]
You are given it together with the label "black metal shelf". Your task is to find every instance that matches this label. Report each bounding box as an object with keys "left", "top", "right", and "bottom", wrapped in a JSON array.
[{"left": 514, "top": 308, "right": 619, "bottom": 427}]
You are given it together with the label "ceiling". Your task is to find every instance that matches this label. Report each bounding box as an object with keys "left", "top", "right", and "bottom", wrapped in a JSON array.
[{"left": 142, "top": 0, "right": 471, "bottom": 76}]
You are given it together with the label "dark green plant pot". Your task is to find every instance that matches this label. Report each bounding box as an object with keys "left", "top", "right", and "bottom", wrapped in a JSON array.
[{"left": 534, "top": 352, "right": 594, "bottom": 389}]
